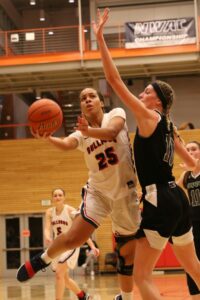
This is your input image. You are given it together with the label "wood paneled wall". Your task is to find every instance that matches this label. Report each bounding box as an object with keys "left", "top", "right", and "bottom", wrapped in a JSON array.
[{"left": 0, "top": 129, "right": 199, "bottom": 270}]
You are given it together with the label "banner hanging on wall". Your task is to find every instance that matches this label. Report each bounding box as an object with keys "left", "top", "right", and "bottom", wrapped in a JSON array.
[{"left": 125, "top": 17, "right": 196, "bottom": 49}]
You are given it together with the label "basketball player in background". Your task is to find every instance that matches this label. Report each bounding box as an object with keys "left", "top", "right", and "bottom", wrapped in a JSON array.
[
  {"left": 17, "top": 87, "right": 141, "bottom": 300},
  {"left": 177, "top": 141, "right": 200, "bottom": 300},
  {"left": 45, "top": 187, "right": 99, "bottom": 300},
  {"left": 93, "top": 8, "right": 200, "bottom": 300}
]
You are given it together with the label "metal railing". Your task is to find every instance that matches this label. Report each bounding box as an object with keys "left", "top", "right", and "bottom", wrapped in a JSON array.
[
  {"left": 0, "top": 21, "right": 199, "bottom": 58},
  {"left": 0, "top": 24, "right": 129, "bottom": 57}
]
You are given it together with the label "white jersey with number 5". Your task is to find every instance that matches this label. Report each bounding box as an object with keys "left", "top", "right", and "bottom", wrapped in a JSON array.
[
  {"left": 70, "top": 108, "right": 136, "bottom": 200},
  {"left": 51, "top": 204, "right": 73, "bottom": 237},
  {"left": 50, "top": 205, "right": 80, "bottom": 270}
]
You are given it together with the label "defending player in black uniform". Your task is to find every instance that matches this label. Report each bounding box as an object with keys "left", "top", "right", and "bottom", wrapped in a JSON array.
[
  {"left": 94, "top": 8, "right": 200, "bottom": 300},
  {"left": 177, "top": 141, "right": 200, "bottom": 299}
]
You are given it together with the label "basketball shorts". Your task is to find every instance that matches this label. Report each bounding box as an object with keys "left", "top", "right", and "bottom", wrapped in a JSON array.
[
  {"left": 136, "top": 182, "right": 193, "bottom": 250},
  {"left": 80, "top": 185, "right": 141, "bottom": 236},
  {"left": 51, "top": 247, "right": 80, "bottom": 271}
]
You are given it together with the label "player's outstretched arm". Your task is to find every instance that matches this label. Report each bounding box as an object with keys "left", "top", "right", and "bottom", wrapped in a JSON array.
[
  {"left": 31, "top": 128, "right": 78, "bottom": 151},
  {"left": 92, "top": 8, "right": 148, "bottom": 121},
  {"left": 48, "top": 135, "right": 78, "bottom": 151}
]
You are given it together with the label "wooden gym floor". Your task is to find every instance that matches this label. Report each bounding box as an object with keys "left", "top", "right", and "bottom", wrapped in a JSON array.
[{"left": 0, "top": 271, "right": 191, "bottom": 300}]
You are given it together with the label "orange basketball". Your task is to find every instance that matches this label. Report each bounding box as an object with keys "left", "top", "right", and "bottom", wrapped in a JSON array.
[{"left": 28, "top": 98, "right": 63, "bottom": 135}]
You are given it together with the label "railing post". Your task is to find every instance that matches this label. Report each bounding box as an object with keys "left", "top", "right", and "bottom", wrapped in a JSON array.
[
  {"left": 42, "top": 28, "right": 46, "bottom": 54},
  {"left": 78, "top": 0, "right": 84, "bottom": 65},
  {"left": 5, "top": 31, "right": 8, "bottom": 56},
  {"left": 118, "top": 25, "right": 121, "bottom": 48},
  {"left": 82, "top": 25, "right": 86, "bottom": 52}
]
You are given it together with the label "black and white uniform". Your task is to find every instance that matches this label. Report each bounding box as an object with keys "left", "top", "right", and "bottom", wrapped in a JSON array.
[
  {"left": 50, "top": 205, "right": 80, "bottom": 271},
  {"left": 183, "top": 171, "right": 200, "bottom": 295},
  {"left": 70, "top": 108, "right": 141, "bottom": 237},
  {"left": 134, "top": 112, "right": 193, "bottom": 250}
]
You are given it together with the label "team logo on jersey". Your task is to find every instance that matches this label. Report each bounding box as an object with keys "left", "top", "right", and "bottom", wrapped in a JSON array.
[
  {"left": 87, "top": 139, "right": 117, "bottom": 154},
  {"left": 52, "top": 220, "right": 68, "bottom": 226}
]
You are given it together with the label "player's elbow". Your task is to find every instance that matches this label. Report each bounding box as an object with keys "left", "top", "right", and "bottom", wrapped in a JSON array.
[{"left": 109, "top": 128, "right": 119, "bottom": 139}]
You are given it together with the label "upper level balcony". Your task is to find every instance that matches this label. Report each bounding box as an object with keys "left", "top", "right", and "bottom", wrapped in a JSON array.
[{"left": 0, "top": 20, "right": 200, "bottom": 94}]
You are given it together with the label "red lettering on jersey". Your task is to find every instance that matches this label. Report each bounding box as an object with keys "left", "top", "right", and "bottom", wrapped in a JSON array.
[
  {"left": 86, "top": 139, "right": 117, "bottom": 154},
  {"left": 51, "top": 220, "right": 68, "bottom": 226}
]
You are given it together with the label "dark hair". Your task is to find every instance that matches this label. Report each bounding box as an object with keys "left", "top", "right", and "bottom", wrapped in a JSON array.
[
  {"left": 188, "top": 123, "right": 195, "bottom": 129},
  {"left": 80, "top": 88, "right": 105, "bottom": 103},
  {"left": 52, "top": 188, "right": 65, "bottom": 196},
  {"left": 97, "top": 91, "right": 105, "bottom": 103},
  {"left": 151, "top": 80, "right": 174, "bottom": 114},
  {"left": 178, "top": 122, "right": 195, "bottom": 130},
  {"left": 151, "top": 80, "right": 179, "bottom": 136}
]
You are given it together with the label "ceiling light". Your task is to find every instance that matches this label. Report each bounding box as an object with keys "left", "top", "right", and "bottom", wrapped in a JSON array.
[
  {"left": 35, "top": 90, "right": 41, "bottom": 99},
  {"left": 39, "top": 9, "right": 45, "bottom": 21},
  {"left": 30, "top": 0, "right": 36, "bottom": 5},
  {"left": 48, "top": 31, "right": 54, "bottom": 35},
  {"left": 69, "top": 0, "right": 75, "bottom": 3},
  {"left": 64, "top": 104, "right": 73, "bottom": 107}
]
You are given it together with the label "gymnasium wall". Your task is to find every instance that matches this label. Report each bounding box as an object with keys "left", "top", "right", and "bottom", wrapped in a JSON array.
[{"left": 0, "top": 129, "right": 199, "bottom": 270}]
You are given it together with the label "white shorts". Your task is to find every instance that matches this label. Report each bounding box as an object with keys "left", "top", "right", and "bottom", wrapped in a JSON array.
[
  {"left": 81, "top": 185, "right": 141, "bottom": 236},
  {"left": 51, "top": 247, "right": 80, "bottom": 271}
]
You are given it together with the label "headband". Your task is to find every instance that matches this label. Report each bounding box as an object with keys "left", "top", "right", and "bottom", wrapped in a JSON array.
[{"left": 151, "top": 82, "right": 167, "bottom": 109}]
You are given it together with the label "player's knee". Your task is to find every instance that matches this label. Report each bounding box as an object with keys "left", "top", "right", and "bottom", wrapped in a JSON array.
[
  {"left": 134, "top": 271, "right": 143, "bottom": 287},
  {"left": 133, "top": 263, "right": 153, "bottom": 287},
  {"left": 115, "top": 235, "right": 135, "bottom": 276},
  {"left": 117, "top": 258, "right": 133, "bottom": 276},
  {"left": 65, "top": 276, "right": 71, "bottom": 286},
  {"left": 133, "top": 267, "right": 148, "bottom": 286}
]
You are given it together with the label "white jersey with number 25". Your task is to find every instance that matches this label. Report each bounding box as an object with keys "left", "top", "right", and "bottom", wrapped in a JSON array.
[{"left": 70, "top": 108, "right": 136, "bottom": 200}]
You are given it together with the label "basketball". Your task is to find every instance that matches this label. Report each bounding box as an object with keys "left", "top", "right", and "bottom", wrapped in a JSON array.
[{"left": 28, "top": 98, "right": 63, "bottom": 135}]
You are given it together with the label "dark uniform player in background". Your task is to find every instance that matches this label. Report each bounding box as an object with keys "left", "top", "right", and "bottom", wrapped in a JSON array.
[{"left": 177, "top": 141, "right": 200, "bottom": 300}]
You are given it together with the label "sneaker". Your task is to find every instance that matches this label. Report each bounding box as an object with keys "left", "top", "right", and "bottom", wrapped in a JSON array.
[
  {"left": 78, "top": 292, "right": 92, "bottom": 300},
  {"left": 16, "top": 252, "right": 50, "bottom": 282},
  {"left": 114, "top": 294, "right": 122, "bottom": 300}
]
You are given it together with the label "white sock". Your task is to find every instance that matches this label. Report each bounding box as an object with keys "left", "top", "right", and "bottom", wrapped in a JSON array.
[
  {"left": 121, "top": 291, "right": 134, "bottom": 300},
  {"left": 41, "top": 250, "right": 53, "bottom": 264}
]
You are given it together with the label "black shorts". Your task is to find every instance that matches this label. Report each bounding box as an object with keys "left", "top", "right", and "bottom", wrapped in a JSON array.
[{"left": 136, "top": 182, "right": 192, "bottom": 249}]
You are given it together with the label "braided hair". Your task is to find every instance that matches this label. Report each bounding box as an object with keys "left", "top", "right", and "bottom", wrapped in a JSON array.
[{"left": 151, "top": 80, "right": 180, "bottom": 138}]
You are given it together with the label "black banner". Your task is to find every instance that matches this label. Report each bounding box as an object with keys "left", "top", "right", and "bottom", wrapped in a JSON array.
[{"left": 125, "top": 17, "right": 196, "bottom": 48}]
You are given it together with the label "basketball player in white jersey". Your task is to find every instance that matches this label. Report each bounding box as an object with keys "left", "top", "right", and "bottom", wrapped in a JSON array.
[
  {"left": 45, "top": 188, "right": 99, "bottom": 300},
  {"left": 17, "top": 87, "right": 141, "bottom": 300}
]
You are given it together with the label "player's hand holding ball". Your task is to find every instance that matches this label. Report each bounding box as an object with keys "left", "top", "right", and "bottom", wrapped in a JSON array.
[{"left": 28, "top": 98, "right": 63, "bottom": 137}]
